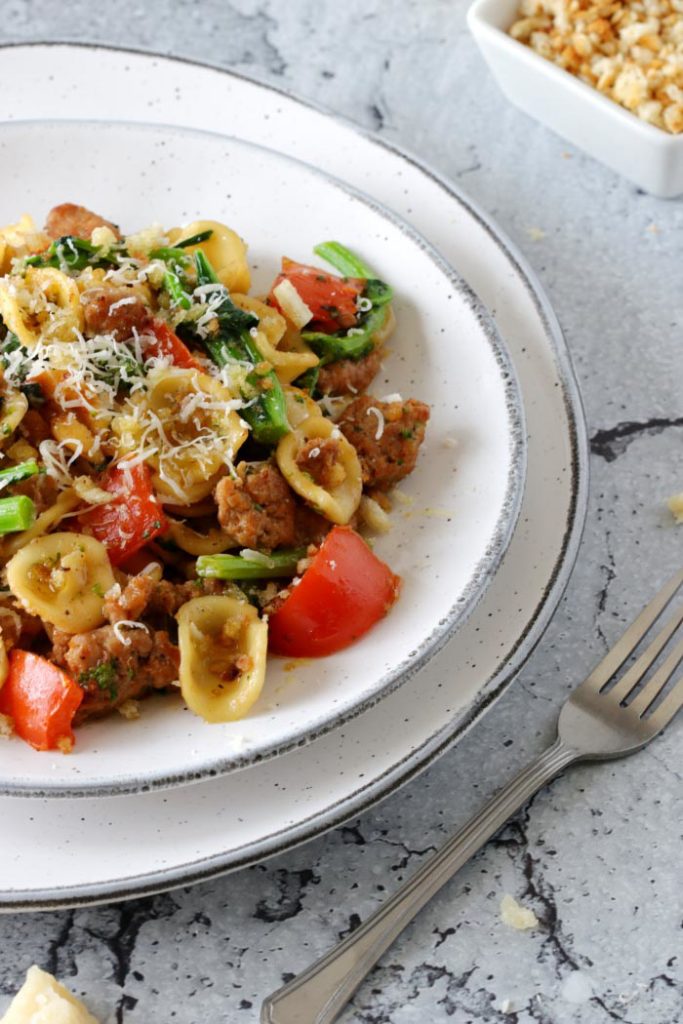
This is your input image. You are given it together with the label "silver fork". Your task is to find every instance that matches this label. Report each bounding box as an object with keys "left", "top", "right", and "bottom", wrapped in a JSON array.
[{"left": 261, "top": 568, "right": 683, "bottom": 1024}]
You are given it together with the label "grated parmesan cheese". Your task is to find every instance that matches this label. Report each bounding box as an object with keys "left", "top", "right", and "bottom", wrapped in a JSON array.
[
  {"left": 39, "top": 438, "right": 83, "bottom": 488},
  {"left": 106, "top": 295, "right": 138, "bottom": 313},
  {"left": 365, "top": 405, "right": 385, "bottom": 440},
  {"left": 112, "top": 621, "right": 149, "bottom": 647}
]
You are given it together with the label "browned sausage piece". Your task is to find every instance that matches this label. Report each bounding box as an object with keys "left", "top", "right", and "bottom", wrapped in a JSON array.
[
  {"left": 214, "top": 462, "right": 297, "bottom": 551},
  {"left": 102, "top": 574, "right": 157, "bottom": 624},
  {"left": 11, "top": 473, "right": 59, "bottom": 515},
  {"left": 104, "top": 575, "right": 229, "bottom": 624},
  {"left": 51, "top": 625, "right": 179, "bottom": 720},
  {"left": 0, "top": 597, "right": 43, "bottom": 650},
  {"left": 44, "top": 203, "right": 122, "bottom": 241},
  {"left": 317, "top": 346, "right": 383, "bottom": 396},
  {"left": 294, "top": 438, "right": 344, "bottom": 488},
  {"left": 338, "top": 395, "right": 430, "bottom": 490},
  {"left": 81, "top": 287, "right": 149, "bottom": 341}
]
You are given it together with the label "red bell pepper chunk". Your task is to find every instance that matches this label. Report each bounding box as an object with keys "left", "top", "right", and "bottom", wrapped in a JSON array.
[
  {"left": 0, "top": 650, "right": 83, "bottom": 751},
  {"left": 78, "top": 462, "right": 169, "bottom": 566},
  {"left": 269, "top": 258, "right": 365, "bottom": 334},
  {"left": 268, "top": 526, "right": 401, "bottom": 657},
  {"left": 145, "top": 319, "right": 200, "bottom": 369}
]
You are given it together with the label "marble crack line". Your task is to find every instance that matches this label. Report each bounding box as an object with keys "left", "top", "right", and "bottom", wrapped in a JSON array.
[
  {"left": 492, "top": 801, "right": 593, "bottom": 981},
  {"left": 589, "top": 416, "right": 683, "bottom": 463},
  {"left": 253, "top": 867, "right": 321, "bottom": 924},
  {"left": 595, "top": 527, "right": 617, "bottom": 652},
  {"left": 44, "top": 910, "right": 77, "bottom": 980},
  {"left": 105, "top": 894, "right": 178, "bottom": 1022},
  {"left": 375, "top": 836, "right": 439, "bottom": 871},
  {"left": 219, "top": 0, "right": 288, "bottom": 75}
]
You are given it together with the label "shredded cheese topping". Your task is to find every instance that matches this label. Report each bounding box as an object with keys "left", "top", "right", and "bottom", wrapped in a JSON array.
[{"left": 366, "top": 405, "right": 385, "bottom": 440}]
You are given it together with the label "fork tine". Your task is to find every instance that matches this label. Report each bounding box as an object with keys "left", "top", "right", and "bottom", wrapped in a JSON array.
[
  {"left": 607, "top": 605, "right": 683, "bottom": 704},
  {"left": 628, "top": 634, "right": 683, "bottom": 717},
  {"left": 648, "top": 672, "right": 683, "bottom": 730},
  {"left": 583, "top": 567, "right": 683, "bottom": 693}
]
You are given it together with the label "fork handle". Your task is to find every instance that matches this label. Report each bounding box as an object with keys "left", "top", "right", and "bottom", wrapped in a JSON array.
[{"left": 261, "top": 736, "right": 578, "bottom": 1024}]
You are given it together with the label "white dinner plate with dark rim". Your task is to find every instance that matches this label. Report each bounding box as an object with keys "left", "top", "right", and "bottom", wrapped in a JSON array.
[
  {"left": 0, "top": 44, "right": 587, "bottom": 910},
  {"left": 0, "top": 118, "right": 525, "bottom": 797}
]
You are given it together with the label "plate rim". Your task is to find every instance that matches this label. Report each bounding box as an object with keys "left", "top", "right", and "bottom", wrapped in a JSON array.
[
  {"left": 0, "top": 114, "right": 526, "bottom": 798},
  {"left": 0, "top": 43, "right": 588, "bottom": 910}
]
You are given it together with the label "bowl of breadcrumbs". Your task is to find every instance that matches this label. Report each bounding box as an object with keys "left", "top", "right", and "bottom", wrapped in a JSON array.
[{"left": 468, "top": 0, "right": 683, "bottom": 196}]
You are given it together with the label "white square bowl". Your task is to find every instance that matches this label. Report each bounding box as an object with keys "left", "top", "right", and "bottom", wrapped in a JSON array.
[{"left": 468, "top": 0, "right": 683, "bottom": 198}]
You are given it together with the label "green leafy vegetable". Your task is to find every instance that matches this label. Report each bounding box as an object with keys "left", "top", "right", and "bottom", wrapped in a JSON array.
[
  {"left": 303, "top": 242, "right": 393, "bottom": 365},
  {"left": 0, "top": 495, "right": 36, "bottom": 534},
  {"left": 25, "top": 235, "right": 121, "bottom": 272},
  {"left": 0, "top": 460, "right": 41, "bottom": 492},
  {"left": 175, "top": 229, "right": 214, "bottom": 248},
  {"left": 196, "top": 548, "right": 306, "bottom": 580},
  {"left": 78, "top": 659, "right": 119, "bottom": 700},
  {"left": 187, "top": 250, "right": 290, "bottom": 445}
]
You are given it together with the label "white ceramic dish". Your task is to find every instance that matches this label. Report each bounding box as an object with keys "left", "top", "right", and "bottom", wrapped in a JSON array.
[
  {"left": 468, "top": 0, "right": 683, "bottom": 198},
  {"left": 0, "top": 45, "right": 587, "bottom": 910},
  {"left": 0, "top": 119, "right": 525, "bottom": 797}
]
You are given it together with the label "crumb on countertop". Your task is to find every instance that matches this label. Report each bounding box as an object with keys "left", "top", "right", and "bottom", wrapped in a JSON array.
[
  {"left": 500, "top": 892, "right": 540, "bottom": 929},
  {"left": 667, "top": 492, "right": 683, "bottom": 522}
]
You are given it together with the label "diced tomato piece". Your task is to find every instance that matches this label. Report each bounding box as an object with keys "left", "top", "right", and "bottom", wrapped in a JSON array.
[
  {"left": 146, "top": 319, "right": 200, "bottom": 369},
  {"left": 268, "top": 526, "right": 401, "bottom": 657},
  {"left": 269, "top": 258, "right": 365, "bottom": 333},
  {"left": 0, "top": 650, "right": 83, "bottom": 751},
  {"left": 78, "top": 462, "right": 169, "bottom": 566}
]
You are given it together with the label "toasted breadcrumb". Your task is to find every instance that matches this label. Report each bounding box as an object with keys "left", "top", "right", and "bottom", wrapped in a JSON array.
[
  {"left": 0, "top": 712, "right": 14, "bottom": 739},
  {"left": 509, "top": 1, "right": 683, "bottom": 134},
  {"left": 500, "top": 893, "right": 540, "bottom": 930},
  {"left": 118, "top": 699, "right": 142, "bottom": 720},
  {"left": 667, "top": 492, "right": 683, "bottom": 522}
]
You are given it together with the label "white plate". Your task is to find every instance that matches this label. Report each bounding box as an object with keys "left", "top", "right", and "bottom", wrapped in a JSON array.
[
  {"left": 0, "top": 45, "right": 587, "bottom": 910},
  {"left": 0, "top": 119, "right": 524, "bottom": 797}
]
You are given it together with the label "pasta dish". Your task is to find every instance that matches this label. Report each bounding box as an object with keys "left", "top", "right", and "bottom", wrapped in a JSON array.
[{"left": 0, "top": 204, "right": 428, "bottom": 752}]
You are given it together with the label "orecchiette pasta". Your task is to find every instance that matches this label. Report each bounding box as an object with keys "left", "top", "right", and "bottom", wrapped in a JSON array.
[
  {"left": 168, "top": 219, "right": 251, "bottom": 293},
  {"left": 232, "top": 294, "right": 319, "bottom": 386},
  {"left": 283, "top": 386, "right": 319, "bottom": 427},
  {"left": 50, "top": 412, "right": 99, "bottom": 459},
  {"left": 0, "top": 214, "right": 50, "bottom": 273},
  {"left": 6, "top": 532, "right": 116, "bottom": 633},
  {"left": 167, "top": 520, "right": 236, "bottom": 556},
  {"left": 0, "top": 489, "right": 82, "bottom": 557},
  {"left": 276, "top": 413, "right": 363, "bottom": 524},
  {"left": 0, "top": 267, "right": 83, "bottom": 348},
  {"left": 113, "top": 367, "right": 248, "bottom": 503},
  {"left": 0, "top": 386, "right": 28, "bottom": 445},
  {"left": 177, "top": 595, "right": 268, "bottom": 722}
]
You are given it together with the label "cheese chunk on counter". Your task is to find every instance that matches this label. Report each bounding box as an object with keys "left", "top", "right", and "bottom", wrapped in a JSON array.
[{"left": 0, "top": 966, "right": 99, "bottom": 1024}]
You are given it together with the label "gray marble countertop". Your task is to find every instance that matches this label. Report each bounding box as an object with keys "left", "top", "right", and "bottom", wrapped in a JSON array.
[{"left": 0, "top": 2, "right": 682, "bottom": 1022}]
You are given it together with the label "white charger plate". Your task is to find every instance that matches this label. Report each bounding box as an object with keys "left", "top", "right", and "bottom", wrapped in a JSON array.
[
  {"left": 0, "top": 45, "right": 587, "bottom": 910},
  {"left": 0, "top": 119, "right": 524, "bottom": 797}
]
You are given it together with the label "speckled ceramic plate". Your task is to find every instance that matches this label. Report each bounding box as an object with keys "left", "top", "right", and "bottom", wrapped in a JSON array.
[
  {"left": 0, "top": 45, "right": 587, "bottom": 909},
  {"left": 0, "top": 118, "right": 524, "bottom": 798}
]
